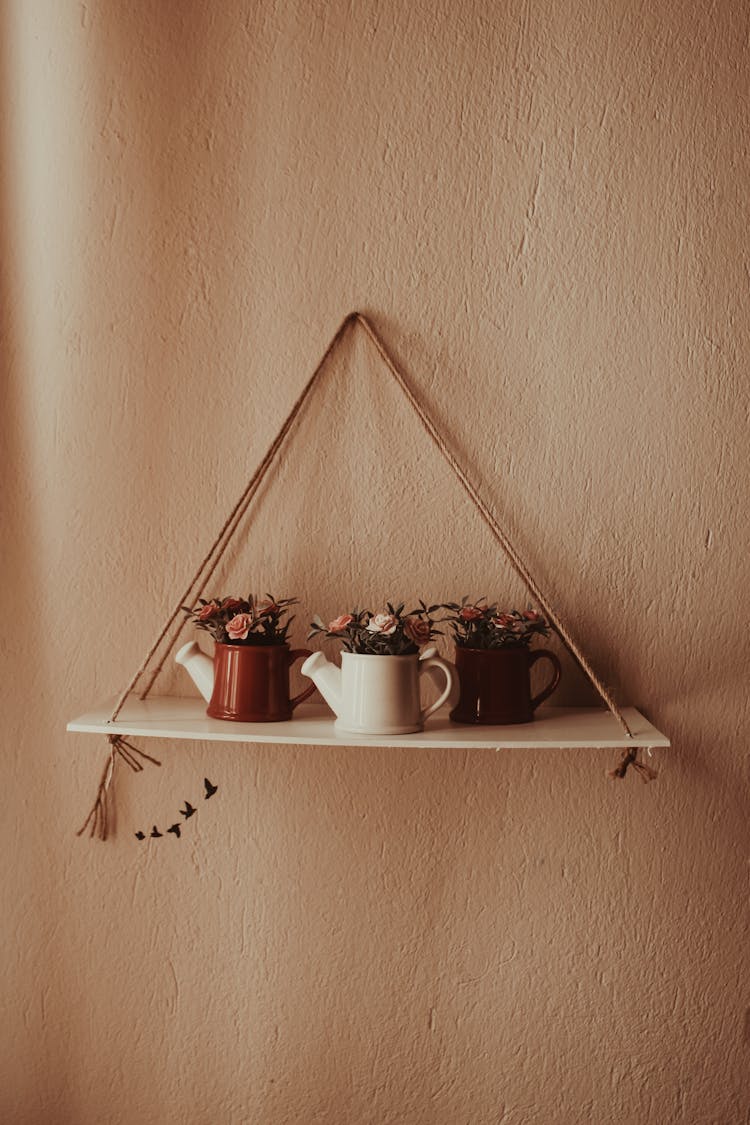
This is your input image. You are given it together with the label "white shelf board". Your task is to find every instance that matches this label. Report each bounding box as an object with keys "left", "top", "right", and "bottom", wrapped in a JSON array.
[{"left": 67, "top": 697, "right": 669, "bottom": 750}]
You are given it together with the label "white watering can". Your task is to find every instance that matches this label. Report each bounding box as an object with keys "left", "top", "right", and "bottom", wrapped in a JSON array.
[{"left": 301, "top": 646, "right": 456, "bottom": 736}]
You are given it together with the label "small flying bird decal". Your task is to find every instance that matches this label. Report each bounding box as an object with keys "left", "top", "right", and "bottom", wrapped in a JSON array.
[
  {"left": 134, "top": 831, "right": 146, "bottom": 840},
  {"left": 150, "top": 826, "right": 163, "bottom": 837},
  {"left": 204, "top": 778, "right": 218, "bottom": 799},
  {"left": 180, "top": 801, "right": 196, "bottom": 819},
  {"left": 167, "top": 823, "right": 182, "bottom": 839}
]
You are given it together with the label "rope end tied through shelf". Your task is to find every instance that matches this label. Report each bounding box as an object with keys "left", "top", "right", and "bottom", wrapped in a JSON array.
[
  {"left": 608, "top": 745, "right": 658, "bottom": 783},
  {"left": 77, "top": 734, "right": 162, "bottom": 842}
]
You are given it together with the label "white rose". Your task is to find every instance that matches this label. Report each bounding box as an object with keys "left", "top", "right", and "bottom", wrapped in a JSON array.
[{"left": 366, "top": 612, "right": 399, "bottom": 635}]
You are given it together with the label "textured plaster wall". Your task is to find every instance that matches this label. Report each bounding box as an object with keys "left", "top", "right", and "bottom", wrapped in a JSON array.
[{"left": 2, "top": 1, "right": 749, "bottom": 1122}]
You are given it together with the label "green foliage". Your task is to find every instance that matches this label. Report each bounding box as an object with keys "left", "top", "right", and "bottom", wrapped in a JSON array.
[
  {"left": 308, "top": 601, "right": 442, "bottom": 655},
  {"left": 440, "top": 599, "right": 550, "bottom": 650},
  {"left": 181, "top": 594, "right": 299, "bottom": 646}
]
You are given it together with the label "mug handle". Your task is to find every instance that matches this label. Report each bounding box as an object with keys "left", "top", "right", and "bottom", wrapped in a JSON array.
[
  {"left": 288, "top": 648, "right": 317, "bottom": 709},
  {"left": 418, "top": 652, "right": 455, "bottom": 722},
  {"left": 528, "top": 649, "right": 562, "bottom": 712}
]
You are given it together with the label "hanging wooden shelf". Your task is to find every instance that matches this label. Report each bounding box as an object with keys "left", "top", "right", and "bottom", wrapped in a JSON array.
[
  {"left": 73, "top": 312, "right": 670, "bottom": 840},
  {"left": 68, "top": 697, "right": 669, "bottom": 750}
]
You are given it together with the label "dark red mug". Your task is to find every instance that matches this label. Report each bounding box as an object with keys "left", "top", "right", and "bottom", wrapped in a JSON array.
[
  {"left": 207, "top": 643, "right": 315, "bottom": 722},
  {"left": 449, "top": 645, "right": 561, "bottom": 725}
]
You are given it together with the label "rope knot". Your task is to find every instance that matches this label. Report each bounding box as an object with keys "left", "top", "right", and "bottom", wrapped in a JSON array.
[{"left": 608, "top": 747, "right": 658, "bottom": 782}]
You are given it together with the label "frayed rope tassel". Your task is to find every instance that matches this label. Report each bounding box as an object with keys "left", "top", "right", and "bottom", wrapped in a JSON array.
[
  {"left": 608, "top": 746, "right": 658, "bottom": 783},
  {"left": 77, "top": 735, "right": 161, "bottom": 841}
]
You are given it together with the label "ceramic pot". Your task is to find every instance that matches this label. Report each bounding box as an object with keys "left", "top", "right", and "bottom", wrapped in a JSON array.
[
  {"left": 301, "top": 648, "right": 455, "bottom": 736},
  {"left": 207, "top": 643, "right": 315, "bottom": 722},
  {"left": 449, "top": 645, "right": 561, "bottom": 725}
]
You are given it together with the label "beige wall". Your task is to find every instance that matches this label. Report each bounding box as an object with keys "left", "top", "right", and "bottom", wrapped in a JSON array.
[{"left": 2, "top": 1, "right": 748, "bottom": 1122}]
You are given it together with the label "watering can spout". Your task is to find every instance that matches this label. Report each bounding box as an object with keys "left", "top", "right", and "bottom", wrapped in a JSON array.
[
  {"left": 175, "top": 641, "right": 215, "bottom": 702},
  {"left": 301, "top": 651, "right": 343, "bottom": 716}
]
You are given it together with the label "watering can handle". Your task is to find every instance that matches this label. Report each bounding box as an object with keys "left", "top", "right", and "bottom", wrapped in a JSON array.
[
  {"left": 528, "top": 649, "right": 562, "bottom": 712},
  {"left": 418, "top": 655, "right": 455, "bottom": 722}
]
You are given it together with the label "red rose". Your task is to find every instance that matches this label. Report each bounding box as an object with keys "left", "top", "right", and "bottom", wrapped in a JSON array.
[
  {"left": 197, "top": 601, "right": 220, "bottom": 620},
  {"left": 494, "top": 614, "right": 514, "bottom": 628},
  {"left": 404, "top": 616, "right": 431, "bottom": 646}
]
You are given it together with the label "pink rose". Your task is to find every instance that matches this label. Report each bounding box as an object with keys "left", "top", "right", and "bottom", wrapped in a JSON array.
[
  {"left": 222, "top": 597, "right": 243, "bottom": 611},
  {"left": 197, "top": 601, "right": 220, "bottom": 620},
  {"left": 523, "top": 610, "right": 542, "bottom": 622},
  {"left": 404, "top": 615, "right": 431, "bottom": 647},
  {"left": 226, "top": 612, "right": 254, "bottom": 641},
  {"left": 460, "top": 605, "right": 484, "bottom": 621},
  {"left": 328, "top": 614, "right": 354, "bottom": 633},
  {"left": 367, "top": 613, "right": 399, "bottom": 636}
]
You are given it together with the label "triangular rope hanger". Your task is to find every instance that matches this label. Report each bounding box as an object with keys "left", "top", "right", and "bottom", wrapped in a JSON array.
[{"left": 78, "top": 312, "right": 654, "bottom": 839}]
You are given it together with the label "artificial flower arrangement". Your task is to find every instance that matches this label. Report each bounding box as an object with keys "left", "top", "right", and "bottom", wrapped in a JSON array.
[
  {"left": 182, "top": 594, "right": 299, "bottom": 645},
  {"left": 440, "top": 598, "right": 550, "bottom": 649},
  {"left": 308, "top": 601, "right": 441, "bottom": 655}
]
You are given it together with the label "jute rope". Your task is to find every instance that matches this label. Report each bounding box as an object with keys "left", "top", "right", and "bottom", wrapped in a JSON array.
[
  {"left": 78, "top": 317, "right": 355, "bottom": 839},
  {"left": 108, "top": 314, "right": 353, "bottom": 721},
  {"left": 352, "top": 313, "right": 634, "bottom": 738},
  {"left": 82, "top": 311, "right": 647, "bottom": 839}
]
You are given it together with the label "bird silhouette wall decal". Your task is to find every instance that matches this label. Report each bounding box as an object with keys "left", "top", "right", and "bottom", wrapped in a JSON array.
[{"left": 133, "top": 779, "right": 219, "bottom": 842}]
